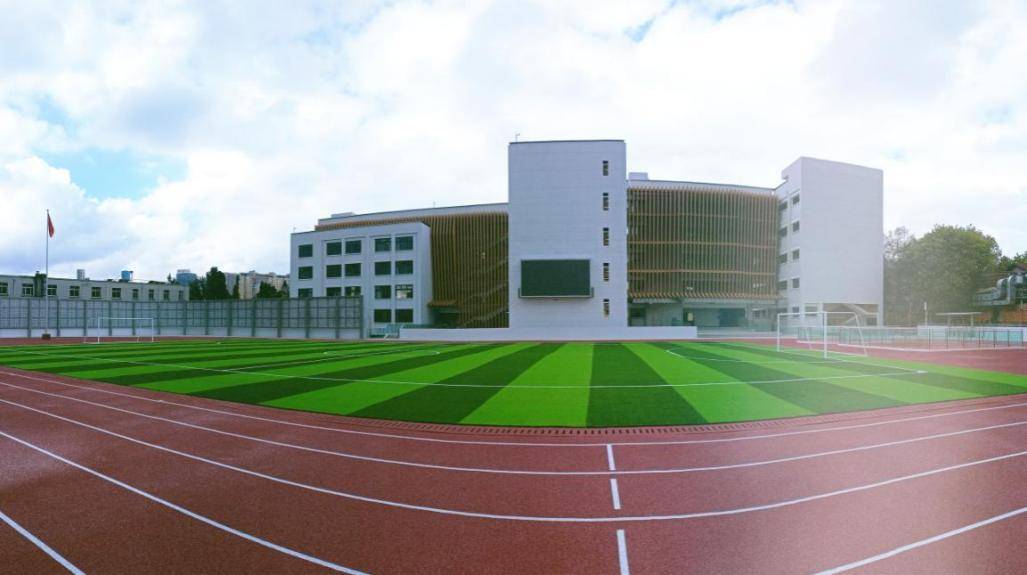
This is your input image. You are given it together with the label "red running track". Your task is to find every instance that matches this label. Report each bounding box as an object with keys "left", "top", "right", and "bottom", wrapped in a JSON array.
[{"left": 0, "top": 366, "right": 1025, "bottom": 574}]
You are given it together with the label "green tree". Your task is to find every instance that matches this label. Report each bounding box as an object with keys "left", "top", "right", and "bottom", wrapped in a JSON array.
[
  {"left": 255, "top": 281, "right": 278, "bottom": 298},
  {"left": 203, "top": 267, "right": 231, "bottom": 300},
  {"left": 232, "top": 280, "right": 240, "bottom": 299},
  {"left": 884, "top": 225, "right": 1001, "bottom": 325},
  {"left": 188, "top": 279, "right": 206, "bottom": 300},
  {"left": 278, "top": 280, "right": 289, "bottom": 298}
]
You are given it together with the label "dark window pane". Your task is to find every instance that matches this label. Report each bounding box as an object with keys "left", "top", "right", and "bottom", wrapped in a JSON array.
[
  {"left": 374, "top": 285, "right": 391, "bottom": 299},
  {"left": 395, "top": 309, "right": 414, "bottom": 323},
  {"left": 298, "top": 266, "right": 313, "bottom": 280},
  {"left": 395, "top": 260, "right": 414, "bottom": 275},
  {"left": 374, "top": 237, "right": 391, "bottom": 252},
  {"left": 298, "top": 288, "right": 313, "bottom": 298},
  {"left": 373, "top": 309, "right": 392, "bottom": 323},
  {"left": 326, "top": 287, "right": 342, "bottom": 297},
  {"left": 326, "top": 242, "right": 342, "bottom": 256},
  {"left": 298, "top": 244, "right": 313, "bottom": 258},
  {"left": 375, "top": 261, "right": 391, "bottom": 275},
  {"left": 345, "top": 239, "right": 362, "bottom": 254},
  {"left": 395, "top": 236, "right": 414, "bottom": 251},
  {"left": 326, "top": 264, "right": 342, "bottom": 278},
  {"left": 344, "top": 263, "right": 361, "bottom": 277},
  {"left": 344, "top": 286, "right": 361, "bottom": 297}
]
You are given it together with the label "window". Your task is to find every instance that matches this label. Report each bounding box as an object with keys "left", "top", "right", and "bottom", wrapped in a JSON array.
[
  {"left": 47, "top": 284, "right": 57, "bottom": 297},
  {"left": 375, "top": 261, "right": 391, "bottom": 276},
  {"left": 777, "top": 280, "right": 788, "bottom": 291},
  {"left": 111, "top": 287, "right": 122, "bottom": 299},
  {"left": 178, "top": 291, "right": 184, "bottom": 301},
  {"left": 602, "top": 227, "right": 610, "bottom": 246},
  {"left": 792, "top": 306, "right": 800, "bottom": 314},
  {"left": 778, "top": 253, "right": 787, "bottom": 265},
  {"left": 792, "top": 277, "right": 800, "bottom": 288},
  {"left": 792, "top": 221, "right": 800, "bottom": 232},
  {"left": 148, "top": 289, "right": 155, "bottom": 301},
  {"left": 163, "top": 290, "right": 170, "bottom": 301},
  {"left": 778, "top": 227, "right": 788, "bottom": 238},
  {"left": 298, "top": 244, "right": 313, "bottom": 258},
  {"left": 602, "top": 160, "right": 609, "bottom": 176},
  {"left": 298, "top": 288, "right": 313, "bottom": 298},
  {"left": 345, "top": 239, "right": 362, "bottom": 254},
  {"left": 326, "top": 264, "right": 342, "bottom": 278},
  {"left": 298, "top": 266, "right": 313, "bottom": 280},
  {"left": 603, "top": 298, "right": 610, "bottom": 317},
  {"left": 395, "top": 309, "right": 414, "bottom": 323},
  {"left": 792, "top": 194, "right": 800, "bottom": 205},
  {"left": 373, "top": 309, "right": 392, "bottom": 323},
  {"left": 326, "top": 287, "right": 342, "bottom": 297},
  {"left": 395, "top": 236, "right": 414, "bottom": 251},
  {"left": 69, "top": 285, "right": 80, "bottom": 298},
  {"left": 23, "top": 284, "right": 35, "bottom": 297},
  {"left": 603, "top": 262, "right": 610, "bottom": 282},
  {"left": 792, "top": 249, "right": 800, "bottom": 260},
  {"left": 0, "top": 282, "right": 7, "bottom": 296},
  {"left": 132, "top": 288, "right": 139, "bottom": 300},
  {"left": 778, "top": 201, "right": 787, "bottom": 211},
  {"left": 91, "top": 286, "right": 102, "bottom": 299},
  {"left": 345, "top": 263, "right": 361, "bottom": 277},
  {"left": 395, "top": 284, "right": 413, "bottom": 299},
  {"left": 602, "top": 192, "right": 609, "bottom": 211},
  {"left": 344, "top": 286, "right": 361, "bottom": 297},
  {"left": 374, "top": 285, "right": 391, "bottom": 299},
  {"left": 395, "top": 260, "right": 414, "bottom": 275},
  {"left": 375, "top": 237, "right": 391, "bottom": 252},
  {"left": 326, "top": 241, "right": 342, "bottom": 256}
]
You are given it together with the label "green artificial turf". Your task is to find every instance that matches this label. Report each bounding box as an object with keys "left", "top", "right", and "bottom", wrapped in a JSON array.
[{"left": 0, "top": 339, "right": 1024, "bottom": 427}]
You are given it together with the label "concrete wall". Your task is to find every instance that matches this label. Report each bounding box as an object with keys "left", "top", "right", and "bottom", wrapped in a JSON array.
[
  {"left": 507, "top": 140, "right": 628, "bottom": 328},
  {"left": 777, "top": 157, "right": 883, "bottom": 319},
  {"left": 4, "top": 328, "right": 362, "bottom": 340},
  {"left": 400, "top": 326, "right": 697, "bottom": 341}
]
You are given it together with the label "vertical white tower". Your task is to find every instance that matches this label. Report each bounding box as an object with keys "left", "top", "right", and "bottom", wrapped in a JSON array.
[{"left": 507, "top": 140, "right": 628, "bottom": 328}]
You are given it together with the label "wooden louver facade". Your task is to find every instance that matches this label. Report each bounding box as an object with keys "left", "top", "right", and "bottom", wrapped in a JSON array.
[
  {"left": 316, "top": 212, "right": 509, "bottom": 328},
  {"left": 627, "top": 185, "right": 779, "bottom": 301}
]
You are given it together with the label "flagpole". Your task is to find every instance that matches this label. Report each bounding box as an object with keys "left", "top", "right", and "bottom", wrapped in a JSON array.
[{"left": 44, "top": 209, "right": 50, "bottom": 339}]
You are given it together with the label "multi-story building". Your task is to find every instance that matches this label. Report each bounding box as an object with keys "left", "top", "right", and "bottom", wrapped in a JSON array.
[
  {"left": 0, "top": 272, "right": 189, "bottom": 302},
  {"left": 291, "top": 140, "right": 883, "bottom": 336},
  {"left": 224, "top": 270, "right": 290, "bottom": 299}
]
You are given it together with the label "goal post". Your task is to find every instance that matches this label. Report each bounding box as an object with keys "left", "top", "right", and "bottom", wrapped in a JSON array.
[
  {"left": 85, "top": 316, "right": 156, "bottom": 343},
  {"left": 776, "top": 311, "right": 867, "bottom": 359}
]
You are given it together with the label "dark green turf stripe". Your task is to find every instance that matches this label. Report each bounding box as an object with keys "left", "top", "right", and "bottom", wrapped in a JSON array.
[
  {"left": 587, "top": 344, "right": 706, "bottom": 426},
  {"left": 709, "top": 342, "right": 1027, "bottom": 397},
  {"left": 189, "top": 344, "right": 500, "bottom": 404},
  {"left": 349, "top": 343, "right": 562, "bottom": 424},
  {"left": 655, "top": 343, "right": 906, "bottom": 413}
]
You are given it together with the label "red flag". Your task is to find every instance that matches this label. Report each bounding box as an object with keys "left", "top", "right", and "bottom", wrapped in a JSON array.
[{"left": 47, "top": 212, "right": 55, "bottom": 238}]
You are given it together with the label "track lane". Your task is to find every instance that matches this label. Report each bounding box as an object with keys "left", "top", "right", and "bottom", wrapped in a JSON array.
[{"left": 0, "top": 510, "right": 77, "bottom": 575}]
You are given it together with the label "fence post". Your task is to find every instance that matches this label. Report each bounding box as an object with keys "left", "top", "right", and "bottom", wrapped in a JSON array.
[
  {"left": 55, "top": 300, "right": 61, "bottom": 337},
  {"left": 26, "top": 298, "right": 32, "bottom": 338},
  {"left": 251, "top": 300, "right": 257, "bottom": 338},
  {"left": 131, "top": 301, "right": 137, "bottom": 336},
  {"left": 182, "top": 301, "right": 187, "bottom": 336},
  {"left": 82, "top": 300, "right": 87, "bottom": 337},
  {"left": 156, "top": 301, "right": 161, "bottom": 335},
  {"left": 204, "top": 300, "right": 210, "bottom": 336},
  {"left": 304, "top": 297, "right": 311, "bottom": 339},
  {"left": 277, "top": 298, "right": 284, "bottom": 339},
  {"left": 358, "top": 295, "right": 365, "bottom": 340},
  {"left": 227, "top": 301, "right": 233, "bottom": 337},
  {"left": 335, "top": 297, "right": 341, "bottom": 340}
]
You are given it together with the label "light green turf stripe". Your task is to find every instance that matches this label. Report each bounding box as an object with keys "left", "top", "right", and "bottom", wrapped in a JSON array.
[
  {"left": 629, "top": 343, "right": 814, "bottom": 422},
  {"left": 686, "top": 344, "right": 982, "bottom": 403},
  {"left": 265, "top": 344, "right": 530, "bottom": 415},
  {"left": 459, "top": 343, "right": 592, "bottom": 426},
  {"left": 134, "top": 345, "right": 465, "bottom": 395}
]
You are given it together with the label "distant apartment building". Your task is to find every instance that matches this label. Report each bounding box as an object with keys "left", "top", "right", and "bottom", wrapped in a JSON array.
[
  {"left": 0, "top": 271, "right": 188, "bottom": 302},
  {"left": 225, "top": 270, "right": 290, "bottom": 299}
]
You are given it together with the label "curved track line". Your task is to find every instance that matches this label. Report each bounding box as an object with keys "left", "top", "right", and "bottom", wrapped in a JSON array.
[
  {"left": 814, "top": 505, "right": 1027, "bottom": 574},
  {"left": 2, "top": 379, "right": 1024, "bottom": 476},
  {"left": 1, "top": 398, "right": 1024, "bottom": 523},
  {"left": 0, "top": 507, "right": 84, "bottom": 575},
  {"left": 6, "top": 369, "right": 1027, "bottom": 448},
  {"left": 0, "top": 349, "right": 925, "bottom": 388},
  {"left": 0, "top": 430, "right": 367, "bottom": 574}
]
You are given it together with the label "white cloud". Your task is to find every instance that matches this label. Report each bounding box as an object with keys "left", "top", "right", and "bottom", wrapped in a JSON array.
[{"left": 1, "top": 0, "right": 1026, "bottom": 283}]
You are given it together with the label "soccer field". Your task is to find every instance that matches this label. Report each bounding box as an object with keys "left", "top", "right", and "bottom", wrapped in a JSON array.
[{"left": 1, "top": 339, "right": 1025, "bottom": 427}]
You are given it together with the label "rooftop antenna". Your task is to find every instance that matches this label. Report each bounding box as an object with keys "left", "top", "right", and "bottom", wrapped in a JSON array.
[{"left": 514, "top": 132, "right": 520, "bottom": 142}]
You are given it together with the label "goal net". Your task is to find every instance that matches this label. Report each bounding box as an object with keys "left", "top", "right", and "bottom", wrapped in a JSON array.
[
  {"left": 776, "top": 311, "right": 867, "bottom": 358},
  {"left": 85, "top": 317, "right": 156, "bottom": 343}
]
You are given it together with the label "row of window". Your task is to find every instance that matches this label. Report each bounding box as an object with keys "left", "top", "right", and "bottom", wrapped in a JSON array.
[
  {"left": 777, "top": 249, "right": 801, "bottom": 265},
  {"left": 296, "top": 284, "right": 414, "bottom": 300},
  {"left": 778, "top": 220, "right": 801, "bottom": 237},
  {"left": 373, "top": 308, "right": 414, "bottom": 323},
  {"left": 298, "top": 260, "right": 414, "bottom": 280},
  {"left": 0, "top": 282, "right": 180, "bottom": 300},
  {"left": 298, "top": 236, "right": 414, "bottom": 258},
  {"left": 777, "top": 194, "right": 800, "bottom": 211},
  {"left": 777, "top": 278, "right": 801, "bottom": 291}
]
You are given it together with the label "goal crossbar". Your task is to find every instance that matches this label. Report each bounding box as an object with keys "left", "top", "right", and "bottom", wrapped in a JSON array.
[{"left": 86, "top": 316, "right": 156, "bottom": 343}]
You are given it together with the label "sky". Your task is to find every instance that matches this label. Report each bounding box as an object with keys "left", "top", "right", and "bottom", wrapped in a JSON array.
[{"left": 1, "top": 0, "right": 1025, "bottom": 281}]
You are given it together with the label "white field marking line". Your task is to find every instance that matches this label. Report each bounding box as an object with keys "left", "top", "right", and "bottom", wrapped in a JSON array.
[
  {"left": 0, "top": 507, "right": 85, "bottom": 575},
  {"left": 609, "top": 479, "right": 622, "bottom": 510},
  {"left": 813, "top": 505, "right": 1027, "bottom": 575},
  {"left": 7, "top": 379, "right": 1025, "bottom": 476},
  {"left": 0, "top": 430, "right": 367, "bottom": 574},
  {"left": 664, "top": 348, "right": 854, "bottom": 365},
  {"left": 1, "top": 397, "right": 1025, "bottom": 523},
  {"left": 232, "top": 347, "right": 441, "bottom": 371},
  {"left": 7, "top": 369, "right": 1027, "bottom": 449},
  {"left": 0, "top": 348, "right": 925, "bottom": 389},
  {"left": 616, "top": 529, "right": 630, "bottom": 575}
]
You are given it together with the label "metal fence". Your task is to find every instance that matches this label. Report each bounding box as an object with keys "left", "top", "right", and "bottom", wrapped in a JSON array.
[{"left": 0, "top": 297, "right": 363, "bottom": 339}]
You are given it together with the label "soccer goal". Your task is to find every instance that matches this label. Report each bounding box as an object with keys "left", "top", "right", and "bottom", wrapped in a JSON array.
[
  {"left": 85, "top": 316, "right": 156, "bottom": 344},
  {"left": 776, "top": 311, "right": 868, "bottom": 358}
]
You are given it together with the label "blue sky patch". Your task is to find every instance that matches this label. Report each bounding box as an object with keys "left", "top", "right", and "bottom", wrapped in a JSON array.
[{"left": 40, "top": 148, "right": 186, "bottom": 199}]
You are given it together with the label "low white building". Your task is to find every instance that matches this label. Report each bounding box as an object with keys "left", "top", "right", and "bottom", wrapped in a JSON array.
[{"left": 0, "top": 273, "right": 188, "bottom": 303}]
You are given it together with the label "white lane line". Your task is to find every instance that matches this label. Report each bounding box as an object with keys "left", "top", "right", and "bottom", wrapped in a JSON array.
[
  {"left": 0, "top": 508, "right": 84, "bottom": 575},
  {"left": 813, "top": 505, "right": 1027, "bottom": 574},
  {"left": 609, "top": 479, "right": 622, "bottom": 510},
  {"left": 0, "top": 430, "right": 367, "bottom": 574},
  {"left": 0, "top": 397, "right": 1023, "bottom": 523},
  {"left": 7, "top": 369, "right": 1027, "bottom": 448},
  {"left": 0, "top": 349, "right": 925, "bottom": 388},
  {"left": 616, "top": 529, "right": 630, "bottom": 575},
  {"left": 6, "top": 379, "right": 1023, "bottom": 476}
]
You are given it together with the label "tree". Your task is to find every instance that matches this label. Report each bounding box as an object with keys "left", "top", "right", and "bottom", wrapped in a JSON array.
[
  {"left": 232, "top": 280, "right": 240, "bottom": 299},
  {"left": 203, "top": 267, "right": 231, "bottom": 300},
  {"left": 256, "top": 281, "right": 278, "bottom": 298},
  {"left": 189, "top": 279, "right": 206, "bottom": 300},
  {"left": 884, "top": 225, "right": 1002, "bottom": 325},
  {"left": 278, "top": 280, "right": 289, "bottom": 298}
]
